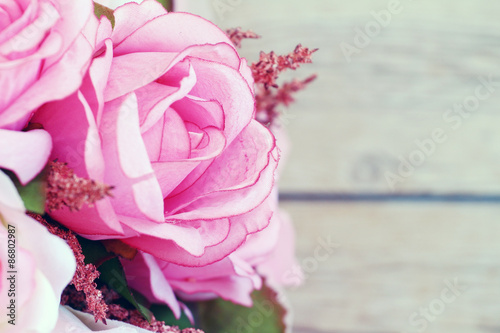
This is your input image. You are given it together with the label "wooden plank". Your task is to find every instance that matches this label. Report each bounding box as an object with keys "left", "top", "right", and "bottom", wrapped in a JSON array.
[
  {"left": 212, "top": 0, "right": 500, "bottom": 194},
  {"left": 280, "top": 202, "right": 500, "bottom": 333}
]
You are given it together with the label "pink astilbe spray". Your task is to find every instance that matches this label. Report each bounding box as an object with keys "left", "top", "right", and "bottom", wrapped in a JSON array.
[
  {"left": 108, "top": 306, "right": 203, "bottom": 333},
  {"left": 247, "top": 42, "right": 318, "bottom": 125},
  {"left": 127, "top": 310, "right": 203, "bottom": 333},
  {"left": 29, "top": 214, "right": 109, "bottom": 323},
  {"left": 256, "top": 74, "right": 317, "bottom": 125},
  {"left": 225, "top": 28, "right": 318, "bottom": 125},
  {"left": 251, "top": 44, "right": 318, "bottom": 88},
  {"left": 226, "top": 27, "right": 260, "bottom": 48},
  {"left": 46, "top": 161, "right": 113, "bottom": 212}
]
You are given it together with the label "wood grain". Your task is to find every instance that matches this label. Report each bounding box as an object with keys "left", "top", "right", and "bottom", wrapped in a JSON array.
[{"left": 282, "top": 202, "right": 500, "bottom": 333}]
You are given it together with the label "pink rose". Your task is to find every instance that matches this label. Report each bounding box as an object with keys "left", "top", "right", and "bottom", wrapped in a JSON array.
[
  {"left": 33, "top": 0, "right": 278, "bottom": 265},
  {"left": 0, "top": 172, "right": 75, "bottom": 332},
  {"left": 0, "top": 0, "right": 94, "bottom": 130}
]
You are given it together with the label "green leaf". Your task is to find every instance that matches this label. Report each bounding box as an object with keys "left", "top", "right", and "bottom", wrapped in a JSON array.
[
  {"left": 3, "top": 169, "right": 47, "bottom": 214},
  {"left": 77, "top": 236, "right": 152, "bottom": 322},
  {"left": 94, "top": 2, "right": 115, "bottom": 27},
  {"left": 150, "top": 304, "right": 192, "bottom": 329},
  {"left": 100, "top": 257, "right": 153, "bottom": 321},
  {"left": 198, "top": 282, "right": 287, "bottom": 333},
  {"left": 77, "top": 236, "right": 109, "bottom": 264},
  {"left": 156, "top": 0, "right": 172, "bottom": 11}
]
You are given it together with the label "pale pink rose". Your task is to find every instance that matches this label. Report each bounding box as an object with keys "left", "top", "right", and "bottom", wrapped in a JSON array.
[
  {"left": 0, "top": 0, "right": 95, "bottom": 130},
  {"left": 33, "top": 0, "right": 278, "bottom": 266},
  {"left": 0, "top": 172, "right": 76, "bottom": 332}
]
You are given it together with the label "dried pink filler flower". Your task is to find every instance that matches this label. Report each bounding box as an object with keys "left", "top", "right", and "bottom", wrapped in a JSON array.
[
  {"left": 256, "top": 74, "right": 317, "bottom": 125},
  {"left": 108, "top": 304, "right": 204, "bottom": 333},
  {"left": 226, "top": 27, "right": 260, "bottom": 48},
  {"left": 249, "top": 43, "right": 317, "bottom": 125},
  {"left": 107, "top": 304, "right": 129, "bottom": 321},
  {"left": 61, "top": 285, "right": 87, "bottom": 312},
  {"left": 47, "top": 161, "right": 113, "bottom": 212},
  {"left": 127, "top": 310, "right": 202, "bottom": 333},
  {"left": 273, "top": 75, "right": 318, "bottom": 106},
  {"left": 251, "top": 44, "right": 318, "bottom": 88},
  {"left": 29, "top": 214, "right": 109, "bottom": 323}
]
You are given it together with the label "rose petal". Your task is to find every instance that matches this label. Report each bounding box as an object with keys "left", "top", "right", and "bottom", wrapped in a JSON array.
[
  {"left": 173, "top": 95, "right": 225, "bottom": 130},
  {"left": 113, "top": 12, "right": 233, "bottom": 55},
  {"left": 165, "top": 121, "right": 277, "bottom": 221},
  {"left": 234, "top": 191, "right": 282, "bottom": 266},
  {"left": 151, "top": 160, "right": 199, "bottom": 199},
  {"left": 44, "top": 0, "right": 93, "bottom": 66},
  {"left": 173, "top": 274, "right": 255, "bottom": 307},
  {"left": 32, "top": 91, "right": 124, "bottom": 236},
  {"left": 0, "top": 210, "right": 76, "bottom": 332},
  {"left": 111, "top": 0, "right": 166, "bottom": 44},
  {"left": 0, "top": 2, "right": 59, "bottom": 55},
  {"left": 185, "top": 57, "right": 254, "bottom": 145},
  {"left": 82, "top": 39, "right": 113, "bottom": 125},
  {"left": 0, "top": 171, "right": 23, "bottom": 210},
  {"left": 138, "top": 198, "right": 273, "bottom": 266},
  {"left": 100, "top": 93, "right": 164, "bottom": 222},
  {"left": 121, "top": 215, "right": 231, "bottom": 258},
  {"left": 0, "top": 0, "right": 34, "bottom": 44},
  {"left": 257, "top": 210, "right": 303, "bottom": 287},
  {"left": 103, "top": 51, "right": 178, "bottom": 103},
  {"left": 18, "top": 215, "right": 76, "bottom": 314},
  {"left": 1, "top": 32, "right": 94, "bottom": 130},
  {"left": 238, "top": 58, "right": 255, "bottom": 95},
  {"left": 0, "top": 129, "right": 51, "bottom": 184},
  {"left": 122, "top": 252, "right": 181, "bottom": 319}
]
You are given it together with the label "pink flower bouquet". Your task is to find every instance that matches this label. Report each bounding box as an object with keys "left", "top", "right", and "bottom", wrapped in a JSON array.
[{"left": 0, "top": 0, "right": 316, "bottom": 332}]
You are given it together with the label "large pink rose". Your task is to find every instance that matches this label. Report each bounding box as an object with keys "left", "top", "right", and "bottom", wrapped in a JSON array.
[
  {"left": 0, "top": 172, "right": 76, "bottom": 332},
  {"left": 33, "top": 0, "right": 278, "bottom": 266},
  {"left": 0, "top": 0, "right": 94, "bottom": 130}
]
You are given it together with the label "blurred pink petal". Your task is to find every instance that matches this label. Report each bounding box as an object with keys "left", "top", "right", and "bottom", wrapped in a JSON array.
[
  {"left": 0, "top": 175, "right": 75, "bottom": 332},
  {"left": 0, "top": 129, "right": 51, "bottom": 184}
]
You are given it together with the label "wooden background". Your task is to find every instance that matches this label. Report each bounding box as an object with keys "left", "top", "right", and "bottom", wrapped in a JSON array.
[{"left": 185, "top": 0, "right": 500, "bottom": 332}]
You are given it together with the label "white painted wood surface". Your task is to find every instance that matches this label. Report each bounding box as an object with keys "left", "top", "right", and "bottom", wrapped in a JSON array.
[{"left": 282, "top": 202, "right": 500, "bottom": 333}]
